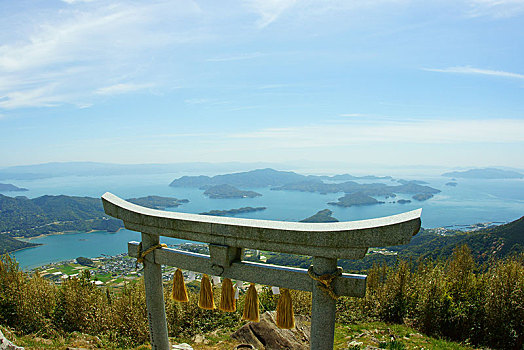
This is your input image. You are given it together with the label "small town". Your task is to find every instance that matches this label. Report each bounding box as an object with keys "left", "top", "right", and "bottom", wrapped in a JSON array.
[{"left": 32, "top": 242, "right": 265, "bottom": 288}]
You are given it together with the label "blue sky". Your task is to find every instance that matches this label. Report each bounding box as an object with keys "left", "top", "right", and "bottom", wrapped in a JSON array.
[{"left": 1, "top": 0, "right": 523, "bottom": 169}]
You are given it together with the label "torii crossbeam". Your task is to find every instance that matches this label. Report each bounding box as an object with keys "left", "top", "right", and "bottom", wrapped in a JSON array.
[{"left": 102, "top": 192, "right": 421, "bottom": 350}]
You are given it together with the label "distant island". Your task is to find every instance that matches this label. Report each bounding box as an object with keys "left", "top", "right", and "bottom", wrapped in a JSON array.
[
  {"left": 328, "top": 192, "right": 384, "bottom": 207},
  {"left": 170, "top": 168, "right": 306, "bottom": 188},
  {"left": 300, "top": 209, "right": 339, "bottom": 223},
  {"left": 0, "top": 183, "right": 28, "bottom": 192},
  {"left": 272, "top": 179, "right": 439, "bottom": 197},
  {"left": 170, "top": 168, "right": 396, "bottom": 189},
  {"left": 445, "top": 182, "right": 458, "bottom": 187},
  {"left": 199, "top": 207, "right": 267, "bottom": 216},
  {"left": 169, "top": 168, "right": 440, "bottom": 203},
  {"left": 397, "top": 179, "right": 428, "bottom": 185},
  {"left": 397, "top": 199, "right": 412, "bottom": 204},
  {"left": 412, "top": 193, "right": 434, "bottom": 201},
  {"left": 317, "top": 174, "right": 392, "bottom": 181},
  {"left": 203, "top": 184, "right": 262, "bottom": 199},
  {"left": 442, "top": 168, "right": 523, "bottom": 179},
  {"left": 127, "top": 195, "right": 189, "bottom": 210}
]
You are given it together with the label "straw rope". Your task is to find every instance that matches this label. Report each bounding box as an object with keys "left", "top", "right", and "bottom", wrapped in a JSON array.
[
  {"left": 307, "top": 265, "right": 343, "bottom": 300},
  {"left": 136, "top": 243, "right": 167, "bottom": 268}
]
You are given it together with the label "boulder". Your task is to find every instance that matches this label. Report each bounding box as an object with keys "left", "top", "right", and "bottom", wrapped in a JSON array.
[
  {"left": 0, "top": 330, "right": 24, "bottom": 350},
  {"left": 172, "top": 344, "right": 193, "bottom": 350},
  {"left": 231, "top": 311, "right": 310, "bottom": 350}
]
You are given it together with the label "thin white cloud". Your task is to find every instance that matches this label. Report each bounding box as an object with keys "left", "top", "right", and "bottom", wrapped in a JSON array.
[
  {"left": 0, "top": 84, "right": 65, "bottom": 109},
  {"left": 230, "top": 119, "right": 524, "bottom": 147},
  {"left": 0, "top": 1, "right": 201, "bottom": 110},
  {"left": 61, "top": 0, "right": 98, "bottom": 4},
  {"left": 243, "top": 0, "right": 298, "bottom": 27},
  {"left": 423, "top": 66, "right": 524, "bottom": 79},
  {"left": 184, "top": 98, "right": 230, "bottom": 105},
  {"left": 339, "top": 113, "right": 369, "bottom": 117},
  {"left": 467, "top": 0, "right": 524, "bottom": 18},
  {"left": 206, "top": 52, "right": 264, "bottom": 62},
  {"left": 95, "top": 83, "right": 154, "bottom": 96}
]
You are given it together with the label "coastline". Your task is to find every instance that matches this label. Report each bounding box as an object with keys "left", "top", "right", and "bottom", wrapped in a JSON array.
[
  {"left": 10, "top": 227, "right": 125, "bottom": 256},
  {"left": 5, "top": 243, "right": 42, "bottom": 254},
  {"left": 14, "top": 227, "right": 124, "bottom": 242}
]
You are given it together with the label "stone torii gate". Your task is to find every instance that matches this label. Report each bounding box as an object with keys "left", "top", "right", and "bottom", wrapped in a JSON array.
[{"left": 101, "top": 192, "right": 421, "bottom": 350}]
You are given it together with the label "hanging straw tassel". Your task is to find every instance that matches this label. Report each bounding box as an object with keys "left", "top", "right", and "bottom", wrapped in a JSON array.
[
  {"left": 242, "top": 283, "right": 260, "bottom": 322},
  {"left": 171, "top": 269, "right": 188, "bottom": 302},
  {"left": 198, "top": 274, "right": 215, "bottom": 309},
  {"left": 219, "top": 278, "right": 236, "bottom": 312},
  {"left": 276, "top": 288, "right": 295, "bottom": 329}
]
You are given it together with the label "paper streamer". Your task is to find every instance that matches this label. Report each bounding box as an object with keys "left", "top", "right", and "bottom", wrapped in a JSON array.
[
  {"left": 235, "top": 280, "right": 243, "bottom": 299},
  {"left": 187, "top": 271, "right": 196, "bottom": 282}
]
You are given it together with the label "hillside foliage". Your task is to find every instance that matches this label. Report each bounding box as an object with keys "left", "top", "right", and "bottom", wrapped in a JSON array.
[{"left": 0, "top": 246, "right": 523, "bottom": 349}]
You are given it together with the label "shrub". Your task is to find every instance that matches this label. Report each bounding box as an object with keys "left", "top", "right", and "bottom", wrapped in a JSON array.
[{"left": 1, "top": 249, "right": 523, "bottom": 349}]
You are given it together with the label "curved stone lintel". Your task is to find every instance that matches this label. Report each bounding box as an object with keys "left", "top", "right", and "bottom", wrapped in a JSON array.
[{"left": 102, "top": 192, "right": 421, "bottom": 259}]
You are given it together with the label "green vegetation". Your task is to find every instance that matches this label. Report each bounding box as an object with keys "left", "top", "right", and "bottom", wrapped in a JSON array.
[
  {"left": 272, "top": 179, "right": 440, "bottom": 198},
  {"left": 203, "top": 184, "right": 261, "bottom": 199},
  {"left": 412, "top": 193, "right": 434, "bottom": 201},
  {"left": 0, "top": 194, "right": 123, "bottom": 241},
  {"left": 2, "top": 245, "right": 522, "bottom": 349},
  {"left": 126, "top": 195, "right": 189, "bottom": 210},
  {"left": 75, "top": 257, "right": 94, "bottom": 267},
  {"left": 169, "top": 168, "right": 306, "bottom": 188},
  {"left": 321, "top": 174, "right": 393, "bottom": 181},
  {"left": 0, "top": 235, "right": 39, "bottom": 254},
  {"left": 267, "top": 216, "right": 524, "bottom": 271},
  {"left": 169, "top": 168, "right": 441, "bottom": 204},
  {"left": 0, "top": 194, "right": 191, "bottom": 253},
  {"left": 300, "top": 209, "right": 339, "bottom": 223},
  {"left": 199, "top": 206, "right": 266, "bottom": 216},
  {"left": 329, "top": 192, "right": 384, "bottom": 207},
  {"left": 334, "top": 322, "right": 476, "bottom": 349}
]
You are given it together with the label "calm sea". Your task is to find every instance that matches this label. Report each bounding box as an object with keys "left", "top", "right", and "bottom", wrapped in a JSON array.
[{"left": 6, "top": 172, "right": 524, "bottom": 270}]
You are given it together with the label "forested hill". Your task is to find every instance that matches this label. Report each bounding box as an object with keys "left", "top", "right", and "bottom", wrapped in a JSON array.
[
  {"left": 267, "top": 215, "right": 524, "bottom": 272},
  {"left": 0, "top": 235, "right": 39, "bottom": 254},
  {"left": 0, "top": 194, "right": 122, "bottom": 238},
  {"left": 0, "top": 194, "right": 188, "bottom": 253},
  {"left": 428, "top": 215, "right": 524, "bottom": 261}
]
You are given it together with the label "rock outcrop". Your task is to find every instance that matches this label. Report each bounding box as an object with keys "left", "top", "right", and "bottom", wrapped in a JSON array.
[
  {"left": 231, "top": 311, "right": 310, "bottom": 349},
  {"left": 0, "top": 330, "right": 24, "bottom": 350}
]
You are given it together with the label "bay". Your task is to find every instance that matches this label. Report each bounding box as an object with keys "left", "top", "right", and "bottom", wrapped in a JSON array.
[{"left": 6, "top": 172, "right": 524, "bottom": 270}]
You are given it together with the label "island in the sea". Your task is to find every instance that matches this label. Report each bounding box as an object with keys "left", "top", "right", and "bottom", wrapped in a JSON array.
[
  {"left": 300, "top": 209, "right": 339, "bottom": 223},
  {"left": 328, "top": 192, "right": 384, "bottom": 207},
  {"left": 127, "top": 195, "right": 189, "bottom": 210},
  {"left": 203, "top": 184, "right": 262, "bottom": 199},
  {"left": 199, "top": 206, "right": 267, "bottom": 216},
  {"left": 445, "top": 182, "right": 458, "bottom": 187},
  {"left": 412, "top": 193, "right": 434, "bottom": 201},
  {"left": 397, "top": 199, "right": 412, "bottom": 204},
  {"left": 169, "top": 168, "right": 440, "bottom": 201},
  {"left": 442, "top": 168, "right": 523, "bottom": 179},
  {"left": 0, "top": 183, "right": 28, "bottom": 192}
]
